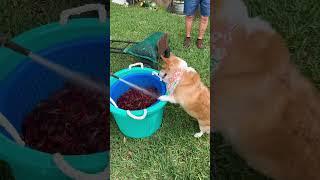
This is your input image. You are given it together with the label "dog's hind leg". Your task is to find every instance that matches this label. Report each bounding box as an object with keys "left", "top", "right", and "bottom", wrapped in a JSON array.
[{"left": 194, "top": 124, "right": 210, "bottom": 138}]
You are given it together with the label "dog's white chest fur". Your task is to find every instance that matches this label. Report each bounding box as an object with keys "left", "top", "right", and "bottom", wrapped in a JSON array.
[{"left": 164, "top": 71, "right": 183, "bottom": 95}]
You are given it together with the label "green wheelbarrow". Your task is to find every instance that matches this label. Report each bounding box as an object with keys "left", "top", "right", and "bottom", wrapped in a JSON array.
[{"left": 110, "top": 32, "right": 170, "bottom": 70}]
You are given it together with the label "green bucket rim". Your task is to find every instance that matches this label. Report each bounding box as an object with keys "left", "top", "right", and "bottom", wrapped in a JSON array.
[
  {"left": 0, "top": 18, "right": 108, "bottom": 174},
  {"left": 110, "top": 67, "right": 167, "bottom": 115}
]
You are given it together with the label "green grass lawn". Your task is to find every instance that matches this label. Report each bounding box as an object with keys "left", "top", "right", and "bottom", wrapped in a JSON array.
[
  {"left": 214, "top": 0, "right": 320, "bottom": 179},
  {"left": 110, "top": 3, "right": 210, "bottom": 179}
]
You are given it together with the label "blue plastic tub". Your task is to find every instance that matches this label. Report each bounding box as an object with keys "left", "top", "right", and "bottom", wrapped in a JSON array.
[
  {"left": 110, "top": 66, "right": 167, "bottom": 138},
  {"left": 0, "top": 36, "right": 108, "bottom": 179},
  {"left": 0, "top": 37, "right": 107, "bottom": 137}
]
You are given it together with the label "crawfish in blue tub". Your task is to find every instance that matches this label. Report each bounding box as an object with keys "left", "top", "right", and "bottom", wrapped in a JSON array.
[
  {"left": 22, "top": 82, "right": 109, "bottom": 155},
  {"left": 117, "top": 87, "right": 160, "bottom": 110}
]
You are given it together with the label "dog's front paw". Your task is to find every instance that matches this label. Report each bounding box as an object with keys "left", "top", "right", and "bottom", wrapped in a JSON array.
[
  {"left": 158, "top": 95, "right": 169, "bottom": 101},
  {"left": 194, "top": 131, "right": 204, "bottom": 138},
  {"left": 158, "top": 95, "right": 176, "bottom": 103}
]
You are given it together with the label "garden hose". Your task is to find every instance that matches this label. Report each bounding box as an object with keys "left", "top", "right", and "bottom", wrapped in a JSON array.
[
  {"left": 110, "top": 72, "right": 159, "bottom": 99},
  {"left": 0, "top": 113, "right": 25, "bottom": 146},
  {"left": 0, "top": 34, "right": 108, "bottom": 96}
]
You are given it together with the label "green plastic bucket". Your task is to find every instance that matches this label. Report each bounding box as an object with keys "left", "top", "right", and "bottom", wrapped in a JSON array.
[
  {"left": 110, "top": 63, "right": 167, "bottom": 138},
  {"left": 0, "top": 4, "right": 108, "bottom": 180}
]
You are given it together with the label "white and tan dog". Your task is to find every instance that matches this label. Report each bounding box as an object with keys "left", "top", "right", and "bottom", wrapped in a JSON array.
[
  {"left": 158, "top": 53, "right": 210, "bottom": 138},
  {"left": 214, "top": 0, "right": 320, "bottom": 179}
]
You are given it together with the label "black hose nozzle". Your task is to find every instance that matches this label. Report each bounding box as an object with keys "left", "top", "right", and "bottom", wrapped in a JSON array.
[{"left": 0, "top": 33, "right": 30, "bottom": 56}]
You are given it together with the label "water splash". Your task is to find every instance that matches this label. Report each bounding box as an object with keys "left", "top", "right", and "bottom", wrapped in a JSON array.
[{"left": 111, "top": 74, "right": 159, "bottom": 99}]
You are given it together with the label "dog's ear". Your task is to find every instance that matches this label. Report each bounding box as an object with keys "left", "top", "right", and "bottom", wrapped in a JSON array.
[
  {"left": 160, "top": 54, "right": 169, "bottom": 63},
  {"left": 161, "top": 52, "right": 173, "bottom": 63},
  {"left": 157, "top": 33, "right": 169, "bottom": 56}
]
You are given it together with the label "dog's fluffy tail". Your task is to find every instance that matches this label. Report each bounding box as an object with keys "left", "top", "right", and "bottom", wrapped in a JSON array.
[{"left": 215, "top": 0, "right": 274, "bottom": 34}]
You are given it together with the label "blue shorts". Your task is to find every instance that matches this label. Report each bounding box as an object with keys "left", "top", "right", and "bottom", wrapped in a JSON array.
[{"left": 184, "top": 0, "right": 210, "bottom": 17}]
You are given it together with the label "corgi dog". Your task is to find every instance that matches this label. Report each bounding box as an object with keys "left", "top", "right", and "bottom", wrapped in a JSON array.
[
  {"left": 213, "top": 0, "right": 320, "bottom": 179},
  {"left": 158, "top": 53, "right": 210, "bottom": 138}
]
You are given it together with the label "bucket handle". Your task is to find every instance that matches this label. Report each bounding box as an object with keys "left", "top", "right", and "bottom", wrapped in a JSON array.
[
  {"left": 110, "top": 97, "right": 118, "bottom": 108},
  {"left": 53, "top": 153, "right": 109, "bottom": 180},
  {"left": 152, "top": 71, "right": 163, "bottom": 81},
  {"left": 111, "top": 98, "right": 148, "bottom": 120},
  {"left": 127, "top": 109, "right": 147, "bottom": 120},
  {"left": 0, "top": 112, "right": 25, "bottom": 146},
  {"left": 128, "top": 62, "right": 144, "bottom": 70},
  {"left": 60, "top": 4, "right": 107, "bottom": 25}
]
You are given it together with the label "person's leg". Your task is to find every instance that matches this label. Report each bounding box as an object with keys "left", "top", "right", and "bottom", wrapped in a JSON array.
[
  {"left": 197, "top": 0, "right": 210, "bottom": 49},
  {"left": 183, "top": 0, "right": 199, "bottom": 48},
  {"left": 198, "top": 16, "right": 209, "bottom": 40},
  {"left": 185, "top": 16, "right": 194, "bottom": 38}
]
